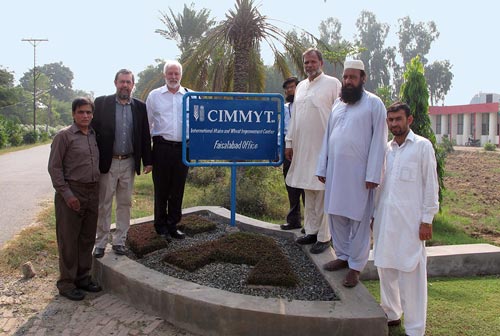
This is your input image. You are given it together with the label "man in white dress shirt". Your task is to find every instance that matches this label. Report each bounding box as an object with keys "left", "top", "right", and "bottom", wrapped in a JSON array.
[
  {"left": 146, "top": 60, "right": 189, "bottom": 240},
  {"left": 316, "top": 60, "right": 387, "bottom": 287},
  {"left": 285, "top": 48, "right": 341, "bottom": 254},
  {"left": 372, "top": 101, "right": 439, "bottom": 336}
]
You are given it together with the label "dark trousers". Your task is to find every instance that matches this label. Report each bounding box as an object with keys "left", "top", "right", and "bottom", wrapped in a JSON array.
[
  {"left": 152, "top": 137, "right": 189, "bottom": 235},
  {"left": 283, "top": 158, "right": 305, "bottom": 226},
  {"left": 54, "top": 182, "right": 99, "bottom": 292}
]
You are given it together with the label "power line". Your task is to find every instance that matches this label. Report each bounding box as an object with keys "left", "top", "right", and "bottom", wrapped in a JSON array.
[{"left": 21, "top": 38, "right": 48, "bottom": 132}]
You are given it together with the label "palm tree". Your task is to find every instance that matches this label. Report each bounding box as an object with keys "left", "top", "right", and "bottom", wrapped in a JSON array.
[
  {"left": 181, "top": 0, "right": 307, "bottom": 93},
  {"left": 155, "top": 4, "right": 215, "bottom": 62}
]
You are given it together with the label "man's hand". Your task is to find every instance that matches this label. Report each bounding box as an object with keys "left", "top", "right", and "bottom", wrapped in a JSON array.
[
  {"left": 143, "top": 165, "right": 153, "bottom": 174},
  {"left": 317, "top": 176, "right": 326, "bottom": 183},
  {"left": 66, "top": 196, "right": 80, "bottom": 212},
  {"left": 285, "top": 148, "right": 293, "bottom": 161},
  {"left": 419, "top": 223, "right": 433, "bottom": 241},
  {"left": 365, "top": 182, "right": 379, "bottom": 189}
]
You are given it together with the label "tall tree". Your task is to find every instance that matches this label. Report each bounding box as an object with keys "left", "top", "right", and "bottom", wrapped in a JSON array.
[
  {"left": 180, "top": 0, "right": 306, "bottom": 93},
  {"left": 425, "top": 60, "right": 454, "bottom": 106},
  {"left": 0, "top": 67, "right": 14, "bottom": 87},
  {"left": 400, "top": 56, "right": 444, "bottom": 202},
  {"left": 38, "top": 62, "right": 74, "bottom": 102},
  {"left": 397, "top": 16, "right": 439, "bottom": 66},
  {"left": 355, "top": 11, "right": 397, "bottom": 93},
  {"left": 318, "top": 17, "right": 364, "bottom": 79},
  {"left": 135, "top": 60, "right": 166, "bottom": 101},
  {"left": 155, "top": 3, "right": 215, "bottom": 62}
]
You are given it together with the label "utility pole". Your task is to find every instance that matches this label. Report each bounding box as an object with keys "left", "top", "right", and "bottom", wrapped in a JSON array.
[{"left": 21, "top": 38, "right": 48, "bottom": 132}]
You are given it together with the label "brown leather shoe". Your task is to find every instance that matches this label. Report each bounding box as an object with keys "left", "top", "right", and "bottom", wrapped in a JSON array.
[
  {"left": 323, "top": 259, "right": 348, "bottom": 271},
  {"left": 343, "top": 269, "right": 360, "bottom": 288}
]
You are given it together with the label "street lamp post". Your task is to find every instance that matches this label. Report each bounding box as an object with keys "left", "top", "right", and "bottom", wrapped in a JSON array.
[{"left": 21, "top": 38, "right": 48, "bottom": 132}]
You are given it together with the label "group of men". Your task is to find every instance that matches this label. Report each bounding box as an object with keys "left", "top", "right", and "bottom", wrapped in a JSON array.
[
  {"left": 48, "top": 61, "right": 190, "bottom": 301},
  {"left": 281, "top": 48, "right": 439, "bottom": 336},
  {"left": 48, "top": 47, "right": 438, "bottom": 335}
]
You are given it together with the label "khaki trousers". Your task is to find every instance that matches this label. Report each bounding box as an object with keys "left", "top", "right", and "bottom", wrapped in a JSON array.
[
  {"left": 303, "top": 189, "right": 330, "bottom": 242},
  {"left": 95, "top": 157, "right": 135, "bottom": 248}
]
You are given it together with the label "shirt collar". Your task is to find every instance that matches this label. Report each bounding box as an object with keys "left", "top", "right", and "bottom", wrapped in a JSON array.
[
  {"left": 114, "top": 95, "right": 132, "bottom": 105},
  {"left": 160, "top": 85, "right": 187, "bottom": 95},
  {"left": 308, "top": 72, "right": 324, "bottom": 83},
  {"left": 390, "top": 129, "right": 415, "bottom": 148},
  {"left": 70, "top": 123, "right": 94, "bottom": 134}
]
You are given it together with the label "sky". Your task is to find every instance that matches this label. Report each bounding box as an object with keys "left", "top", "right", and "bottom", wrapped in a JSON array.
[{"left": 2, "top": 0, "right": 498, "bottom": 106}]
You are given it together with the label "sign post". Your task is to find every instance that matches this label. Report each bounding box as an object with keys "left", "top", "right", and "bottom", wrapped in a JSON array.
[{"left": 182, "top": 92, "right": 284, "bottom": 226}]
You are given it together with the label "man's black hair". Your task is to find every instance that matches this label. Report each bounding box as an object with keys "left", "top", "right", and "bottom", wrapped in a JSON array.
[{"left": 282, "top": 76, "right": 299, "bottom": 89}]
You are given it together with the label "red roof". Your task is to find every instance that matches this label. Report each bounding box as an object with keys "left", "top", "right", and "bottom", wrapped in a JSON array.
[{"left": 429, "top": 103, "right": 499, "bottom": 115}]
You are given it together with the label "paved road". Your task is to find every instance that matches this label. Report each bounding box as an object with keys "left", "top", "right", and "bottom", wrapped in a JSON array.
[{"left": 0, "top": 144, "right": 54, "bottom": 248}]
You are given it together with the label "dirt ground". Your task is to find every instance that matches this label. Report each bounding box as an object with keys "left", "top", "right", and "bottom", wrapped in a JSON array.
[
  {"left": 443, "top": 147, "right": 500, "bottom": 244},
  {"left": 1, "top": 147, "right": 498, "bottom": 335}
]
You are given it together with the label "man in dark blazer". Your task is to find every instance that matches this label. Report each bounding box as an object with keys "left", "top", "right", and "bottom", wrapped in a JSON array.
[{"left": 91, "top": 69, "right": 152, "bottom": 258}]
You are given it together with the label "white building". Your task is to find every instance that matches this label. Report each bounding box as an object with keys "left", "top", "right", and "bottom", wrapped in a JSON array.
[{"left": 429, "top": 93, "right": 499, "bottom": 147}]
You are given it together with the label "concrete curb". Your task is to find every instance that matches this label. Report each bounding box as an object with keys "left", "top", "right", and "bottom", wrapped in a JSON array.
[{"left": 93, "top": 206, "right": 388, "bottom": 336}]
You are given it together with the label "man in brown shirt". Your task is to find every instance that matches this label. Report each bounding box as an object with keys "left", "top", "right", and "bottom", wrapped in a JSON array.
[{"left": 48, "top": 97, "right": 102, "bottom": 301}]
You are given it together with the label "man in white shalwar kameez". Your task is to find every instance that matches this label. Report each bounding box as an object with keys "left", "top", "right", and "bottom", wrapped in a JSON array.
[
  {"left": 373, "top": 102, "right": 439, "bottom": 336},
  {"left": 285, "top": 48, "right": 341, "bottom": 254},
  {"left": 316, "top": 60, "right": 387, "bottom": 287}
]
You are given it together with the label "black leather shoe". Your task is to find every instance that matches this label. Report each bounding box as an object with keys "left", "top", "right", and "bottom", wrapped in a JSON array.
[
  {"left": 301, "top": 228, "right": 305, "bottom": 234},
  {"left": 60, "top": 288, "right": 85, "bottom": 301},
  {"left": 280, "top": 223, "right": 301, "bottom": 230},
  {"left": 296, "top": 234, "right": 317, "bottom": 245},
  {"left": 93, "top": 247, "right": 105, "bottom": 258},
  {"left": 78, "top": 281, "right": 102, "bottom": 293},
  {"left": 169, "top": 230, "right": 185, "bottom": 240},
  {"left": 112, "top": 245, "right": 127, "bottom": 255},
  {"left": 388, "top": 319, "right": 401, "bottom": 327},
  {"left": 310, "top": 240, "right": 331, "bottom": 254}
]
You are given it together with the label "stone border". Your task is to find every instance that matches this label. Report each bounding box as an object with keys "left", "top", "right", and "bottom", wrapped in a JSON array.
[{"left": 93, "top": 206, "right": 388, "bottom": 336}]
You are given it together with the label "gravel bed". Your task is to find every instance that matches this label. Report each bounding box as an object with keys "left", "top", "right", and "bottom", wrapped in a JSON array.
[{"left": 129, "top": 212, "right": 337, "bottom": 301}]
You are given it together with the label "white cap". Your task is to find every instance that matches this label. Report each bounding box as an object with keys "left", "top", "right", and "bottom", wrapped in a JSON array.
[{"left": 344, "top": 60, "right": 365, "bottom": 71}]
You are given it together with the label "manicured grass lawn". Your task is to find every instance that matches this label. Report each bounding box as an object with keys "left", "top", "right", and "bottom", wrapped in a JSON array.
[{"left": 364, "top": 276, "right": 500, "bottom": 336}]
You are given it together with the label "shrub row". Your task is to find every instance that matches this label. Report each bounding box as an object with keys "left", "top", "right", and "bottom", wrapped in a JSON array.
[{"left": 0, "top": 118, "right": 61, "bottom": 148}]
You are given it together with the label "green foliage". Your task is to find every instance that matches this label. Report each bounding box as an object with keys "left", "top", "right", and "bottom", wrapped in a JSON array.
[
  {"left": 177, "top": 0, "right": 308, "bottom": 93},
  {"left": 483, "top": 142, "right": 497, "bottom": 151},
  {"left": 355, "top": 11, "right": 397, "bottom": 93},
  {"left": 190, "top": 166, "right": 287, "bottom": 220},
  {"left": 23, "top": 130, "right": 38, "bottom": 144},
  {"left": 376, "top": 85, "right": 394, "bottom": 107},
  {"left": 400, "top": 56, "right": 445, "bottom": 203},
  {"left": 7, "top": 122, "right": 23, "bottom": 146},
  {"left": 365, "top": 276, "right": 500, "bottom": 336},
  {"left": 135, "top": 61, "right": 165, "bottom": 101},
  {"left": 439, "top": 134, "right": 455, "bottom": 154},
  {"left": 425, "top": 60, "right": 454, "bottom": 106},
  {"left": 188, "top": 166, "right": 227, "bottom": 187},
  {"left": 0, "top": 117, "right": 7, "bottom": 148}
]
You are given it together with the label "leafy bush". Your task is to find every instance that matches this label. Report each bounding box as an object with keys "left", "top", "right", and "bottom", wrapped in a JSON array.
[
  {"left": 0, "top": 117, "right": 7, "bottom": 148},
  {"left": 484, "top": 142, "right": 497, "bottom": 151},
  {"left": 23, "top": 130, "right": 38, "bottom": 144},
  {"left": 188, "top": 166, "right": 227, "bottom": 186},
  {"left": 191, "top": 166, "right": 287, "bottom": 219},
  {"left": 439, "top": 134, "right": 455, "bottom": 154}
]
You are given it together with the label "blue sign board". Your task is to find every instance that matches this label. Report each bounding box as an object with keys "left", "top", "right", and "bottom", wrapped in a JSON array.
[
  {"left": 182, "top": 92, "right": 284, "bottom": 226},
  {"left": 183, "top": 92, "right": 284, "bottom": 164}
]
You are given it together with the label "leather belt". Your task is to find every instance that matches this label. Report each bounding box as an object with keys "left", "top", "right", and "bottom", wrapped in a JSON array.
[
  {"left": 153, "top": 136, "right": 183, "bottom": 146},
  {"left": 112, "top": 154, "right": 132, "bottom": 160}
]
